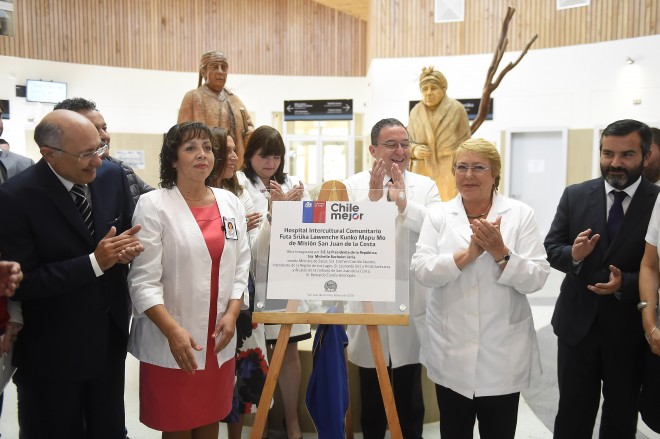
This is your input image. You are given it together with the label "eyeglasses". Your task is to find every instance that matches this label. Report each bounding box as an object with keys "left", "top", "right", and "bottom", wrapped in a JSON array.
[
  {"left": 453, "top": 165, "right": 491, "bottom": 174},
  {"left": 46, "top": 142, "right": 109, "bottom": 162},
  {"left": 377, "top": 141, "right": 411, "bottom": 150}
]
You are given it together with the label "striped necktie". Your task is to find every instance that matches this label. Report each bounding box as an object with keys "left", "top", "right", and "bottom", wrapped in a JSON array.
[{"left": 71, "top": 184, "right": 94, "bottom": 236}]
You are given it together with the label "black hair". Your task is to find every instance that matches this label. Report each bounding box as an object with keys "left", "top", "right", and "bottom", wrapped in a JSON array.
[
  {"left": 651, "top": 127, "right": 660, "bottom": 148},
  {"left": 370, "top": 118, "right": 406, "bottom": 146},
  {"left": 241, "top": 125, "right": 287, "bottom": 185},
  {"left": 54, "top": 97, "right": 98, "bottom": 112},
  {"left": 600, "top": 119, "right": 652, "bottom": 157},
  {"left": 159, "top": 122, "right": 218, "bottom": 189}
]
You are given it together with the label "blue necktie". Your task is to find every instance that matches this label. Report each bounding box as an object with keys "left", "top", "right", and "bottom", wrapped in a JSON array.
[
  {"left": 607, "top": 190, "right": 627, "bottom": 240},
  {"left": 71, "top": 184, "right": 94, "bottom": 236}
]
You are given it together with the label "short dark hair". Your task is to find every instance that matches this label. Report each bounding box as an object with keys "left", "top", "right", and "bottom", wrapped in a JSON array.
[
  {"left": 651, "top": 127, "right": 660, "bottom": 148},
  {"left": 242, "top": 125, "right": 287, "bottom": 185},
  {"left": 370, "top": 118, "right": 406, "bottom": 146},
  {"left": 0, "top": 139, "right": 8, "bottom": 145},
  {"left": 600, "top": 119, "right": 652, "bottom": 157},
  {"left": 54, "top": 97, "right": 98, "bottom": 113},
  {"left": 159, "top": 122, "right": 217, "bottom": 189}
]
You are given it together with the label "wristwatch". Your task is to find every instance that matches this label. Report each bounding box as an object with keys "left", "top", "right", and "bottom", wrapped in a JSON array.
[
  {"left": 638, "top": 301, "right": 658, "bottom": 312},
  {"left": 496, "top": 250, "right": 511, "bottom": 266}
]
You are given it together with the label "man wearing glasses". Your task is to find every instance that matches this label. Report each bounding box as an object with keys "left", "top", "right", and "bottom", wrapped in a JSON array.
[
  {"left": 54, "top": 98, "right": 154, "bottom": 205},
  {"left": 343, "top": 118, "right": 441, "bottom": 439},
  {"left": 0, "top": 109, "right": 144, "bottom": 438}
]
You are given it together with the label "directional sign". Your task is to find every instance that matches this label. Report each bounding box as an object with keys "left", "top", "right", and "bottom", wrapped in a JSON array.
[{"left": 284, "top": 99, "right": 353, "bottom": 121}]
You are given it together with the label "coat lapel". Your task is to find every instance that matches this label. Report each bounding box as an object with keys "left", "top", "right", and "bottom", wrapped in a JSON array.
[
  {"left": 445, "top": 195, "right": 472, "bottom": 243},
  {"left": 36, "top": 159, "right": 95, "bottom": 247},
  {"left": 604, "top": 178, "right": 653, "bottom": 260},
  {"left": 586, "top": 178, "right": 608, "bottom": 247}
]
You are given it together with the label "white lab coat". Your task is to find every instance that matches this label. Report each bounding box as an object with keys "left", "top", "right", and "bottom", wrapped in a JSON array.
[
  {"left": 237, "top": 172, "right": 312, "bottom": 339},
  {"left": 343, "top": 170, "right": 441, "bottom": 368},
  {"left": 411, "top": 193, "right": 549, "bottom": 398},
  {"left": 128, "top": 186, "right": 251, "bottom": 369}
]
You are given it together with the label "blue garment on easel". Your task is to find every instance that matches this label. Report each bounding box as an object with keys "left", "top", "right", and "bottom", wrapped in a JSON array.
[{"left": 305, "top": 321, "right": 349, "bottom": 439}]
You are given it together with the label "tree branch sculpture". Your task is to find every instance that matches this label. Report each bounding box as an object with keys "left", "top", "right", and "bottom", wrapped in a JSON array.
[{"left": 471, "top": 7, "right": 538, "bottom": 134}]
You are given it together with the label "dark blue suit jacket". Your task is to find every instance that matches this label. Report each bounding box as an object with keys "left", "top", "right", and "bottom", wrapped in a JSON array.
[
  {"left": 0, "top": 158, "right": 134, "bottom": 382},
  {"left": 545, "top": 176, "right": 660, "bottom": 346}
]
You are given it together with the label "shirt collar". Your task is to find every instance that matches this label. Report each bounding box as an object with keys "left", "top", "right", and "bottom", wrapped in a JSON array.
[
  {"left": 47, "top": 163, "right": 77, "bottom": 192},
  {"left": 381, "top": 171, "right": 406, "bottom": 187},
  {"left": 603, "top": 176, "right": 641, "bottom": 198}
]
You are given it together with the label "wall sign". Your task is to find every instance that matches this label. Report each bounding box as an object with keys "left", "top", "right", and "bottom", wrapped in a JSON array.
[{"left": 284, "top": 99, "right": 353, "bottom": 121}]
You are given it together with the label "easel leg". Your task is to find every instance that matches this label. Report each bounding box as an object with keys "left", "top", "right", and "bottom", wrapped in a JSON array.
[
  {"left": 250, "top": 324, "right": 292, "bottom": 439},
  {"left": 366, "top": 325, "right": 402, "bottom": 439}
]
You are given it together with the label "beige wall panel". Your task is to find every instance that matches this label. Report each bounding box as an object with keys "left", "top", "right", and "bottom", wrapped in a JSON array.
[
  {"left": 368, "top": 0, "right": 660, "bottom": 61},
  {"left": 0, "top": 0, "right": 366, "bottom": 76},
  {"left": 110, "top": 133, "right": 164, "bottom": 190},
  {"left": 567, "top": 128, "right": 594, "bottom": 186},
  {"left": 2, "top": 1, "right": 659, "bottom": 76}
]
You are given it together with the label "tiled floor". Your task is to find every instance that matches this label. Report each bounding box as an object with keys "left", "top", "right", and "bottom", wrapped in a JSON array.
[{"left": 1, "top": 269, "right": 658, "bottom": 438}]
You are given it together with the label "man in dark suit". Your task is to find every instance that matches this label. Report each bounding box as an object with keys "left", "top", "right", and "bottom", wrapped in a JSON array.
[
  {"left": 545, "top": 119, "right": 660, "bottom": 438},
  {"left": 0, "top": 109, "right": 143, "bottom": 438},
  {"left": 0, "top": 144, "right": 35, "bottom": 183}
]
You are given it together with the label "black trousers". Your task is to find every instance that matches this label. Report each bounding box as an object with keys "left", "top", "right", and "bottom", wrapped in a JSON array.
[
  {"left": 435, "top": 384, "right": 519, "bottom": 439},
  {"left": 16, "top": 321, "right": 127, "bottom": 439},
  {"left": 358, "top": 363, "right": 424, "bottom": 439},
  {"left": 553, "top": 318, "right": 645, "bottom": 439}
]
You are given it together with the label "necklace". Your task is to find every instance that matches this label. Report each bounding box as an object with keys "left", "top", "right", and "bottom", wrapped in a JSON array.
[
  {"left": 465, "top": 202, "right": 491, "bottom": 219},
  {"left": 182, "top": 187, "right": 210, "bottom": 201},
  {"left": 466, "top": 212, "right": 487, "bottom": 219}
]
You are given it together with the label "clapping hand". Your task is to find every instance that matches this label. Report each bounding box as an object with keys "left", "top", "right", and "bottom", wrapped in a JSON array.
[
  {"left": 0, "top": 261, "right": 23, "bottom": 297},
  {"left": 470, "top": 216, "right": 507, "bottom": 261},
  {"left": 94, "top": 225, "right": 144, "bottom": 270}
]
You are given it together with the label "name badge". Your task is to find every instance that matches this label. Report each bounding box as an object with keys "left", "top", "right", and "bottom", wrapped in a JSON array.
[{"left": 223, "top": 217, "right": 238, "bottom": 240}]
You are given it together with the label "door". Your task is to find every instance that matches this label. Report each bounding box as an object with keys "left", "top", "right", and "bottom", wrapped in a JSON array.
[
  {"left": 506, "top": 129, "right": 568, "bottom": 237},
  {"left": 283, "top": 119, "right": 355, "bottom": 186},
  {"left": 288, "top": 140, "right": 319, "bottom": 184}
]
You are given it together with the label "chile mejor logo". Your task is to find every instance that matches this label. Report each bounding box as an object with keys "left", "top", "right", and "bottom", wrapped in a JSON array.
[{"left": 302, "top": 201, "right": 326, "bottom": 223}]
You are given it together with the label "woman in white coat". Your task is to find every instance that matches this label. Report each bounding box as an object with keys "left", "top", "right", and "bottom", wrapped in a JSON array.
[
  {"left": 411, "top": 138, "right": 549, "bottom": 439},
  {"left": 237, "top": 125, "right": 310, "bottom": 439},
  {"left": 128, "top": 122, "right": 250, "bottom": 438},
  {"left": 211, "top": 128, "right": 269, "bottom": 439}
]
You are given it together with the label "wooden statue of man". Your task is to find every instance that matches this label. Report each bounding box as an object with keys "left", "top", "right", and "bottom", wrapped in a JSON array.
[{"left": 178, "top": 51, "right": 254, "bottom": 168}]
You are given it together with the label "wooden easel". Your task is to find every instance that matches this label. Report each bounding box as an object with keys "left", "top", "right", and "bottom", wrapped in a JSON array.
[{"left": 248, "top": 181, "right": 406, "bottom": 439}]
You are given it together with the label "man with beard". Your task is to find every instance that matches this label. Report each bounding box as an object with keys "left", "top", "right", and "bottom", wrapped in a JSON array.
[
  {"left": 545, "top": 119, "right": 659, "bottom": 438},
  {"left": 642, "top": 127, "right": 660, "bottom": 184}
]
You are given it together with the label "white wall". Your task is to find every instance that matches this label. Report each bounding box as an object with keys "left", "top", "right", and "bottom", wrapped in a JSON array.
[
  {"left": 0, "top": 57, "right": 368, "bottom": 156},
  {"left": 1, "top": 34, "right": 659, "bottom": 158},
  {"left": 367, "top": 34, "right": 660, "bottom": 145}
]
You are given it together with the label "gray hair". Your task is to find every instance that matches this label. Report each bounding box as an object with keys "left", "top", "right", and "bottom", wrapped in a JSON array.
[{"left": 34, "top": 121, "right": 63, "bottom": 149}]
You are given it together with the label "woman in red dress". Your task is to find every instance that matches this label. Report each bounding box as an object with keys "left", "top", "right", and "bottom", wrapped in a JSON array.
[{"left": 128, "top": 122, "right": 251, "bottom": 438}]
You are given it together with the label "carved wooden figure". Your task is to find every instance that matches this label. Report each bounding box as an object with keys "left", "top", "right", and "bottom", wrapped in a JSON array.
[
  {"left": 408, "top": 67, "right": 471, "bottom": 201},
  {"left": 178, "top": 51, "right": 254, "bottom": 168}
]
